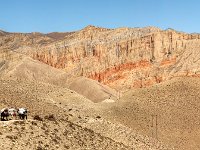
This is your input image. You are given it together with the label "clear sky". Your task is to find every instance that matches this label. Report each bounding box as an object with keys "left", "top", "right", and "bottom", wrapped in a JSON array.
[{"left": 0, "top": 0, "right": 200, "bottom": 33}]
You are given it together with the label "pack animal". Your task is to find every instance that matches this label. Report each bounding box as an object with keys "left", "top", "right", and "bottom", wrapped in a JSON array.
[
  {"left": 8, "top": 108, "right": 18, "bottom": 120},
  {"left": 18, "top": 108, "right": 28, "bottom": 120},
  {"left": 0, "top": 108, "right": 9, "bottom": 121}
]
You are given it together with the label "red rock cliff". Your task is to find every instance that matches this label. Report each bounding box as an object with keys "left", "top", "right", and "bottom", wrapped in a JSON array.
[{"left": 1, "top": 26, "right": 200, "bottom": 90}]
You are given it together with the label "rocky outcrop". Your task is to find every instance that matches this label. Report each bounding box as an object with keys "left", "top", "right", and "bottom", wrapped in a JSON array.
[{"left": 1, "top": 26, "right": 200, "bottom": 90}]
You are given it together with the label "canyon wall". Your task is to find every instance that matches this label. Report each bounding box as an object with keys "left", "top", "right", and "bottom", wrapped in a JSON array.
[{"left": 1, "top": 26, "right": 200, "bottom": 90}]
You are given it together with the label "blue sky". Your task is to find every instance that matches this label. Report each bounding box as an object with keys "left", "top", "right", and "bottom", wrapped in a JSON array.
[{"left": 0, "top": 0, "right": 200, "bottom": 33}]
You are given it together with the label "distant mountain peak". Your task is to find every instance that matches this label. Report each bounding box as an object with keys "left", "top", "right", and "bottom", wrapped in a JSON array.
[
  {"left": 81, "top": 25, "right": 111, "bottom": 32},
  {"left": 84, "top": 25, "right": 97, "bottom": 29}
]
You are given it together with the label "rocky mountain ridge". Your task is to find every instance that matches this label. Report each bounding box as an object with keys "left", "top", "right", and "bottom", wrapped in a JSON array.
[{"left": 0, "top": 25, "right": 200, "bottom": 90}]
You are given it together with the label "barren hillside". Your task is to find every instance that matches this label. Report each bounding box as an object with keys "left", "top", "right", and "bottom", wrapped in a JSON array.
[
  {"left": 0, "top": 78, "right": 169, "bottom": 150},
  {"left": 98, "top": 77, "right": 200, "bottom": 150}
]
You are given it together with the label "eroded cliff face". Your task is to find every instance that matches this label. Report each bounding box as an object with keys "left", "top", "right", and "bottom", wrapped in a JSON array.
[{"left": 1, "top": 26, "right": 200, "bottom": 90}]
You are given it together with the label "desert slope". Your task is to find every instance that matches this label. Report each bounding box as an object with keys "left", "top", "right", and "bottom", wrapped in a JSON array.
[
  {"left": 0, "top": 119, "right": 130, "bottom": 150},
  {"left": 0, "top": 78, "right": 169, "bottom": 150},
  {"left": 98, "top": 77, "right": 200, "bottom": 150},
  {"left": 0, "top": 51, "right": 119, "bottom": 102},
  {"left": 69, "top": 77, "right": 118, "bottom": 102},
  {"left": 0, "top": 57, "right": 69, "bottom": 86}
]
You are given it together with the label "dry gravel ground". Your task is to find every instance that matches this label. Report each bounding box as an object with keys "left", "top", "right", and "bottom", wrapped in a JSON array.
[{"left": 0, "top": 119, "right": 129, "bottom": 150}]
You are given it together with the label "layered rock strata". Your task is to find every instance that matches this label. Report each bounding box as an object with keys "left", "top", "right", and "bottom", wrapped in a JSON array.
[{"left": 1, "top": 26, "right": 200, "bottom": 90}]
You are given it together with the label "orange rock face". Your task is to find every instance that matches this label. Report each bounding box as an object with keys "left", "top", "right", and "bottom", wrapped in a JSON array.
[
  {"left": 88, "top": 60, "right": 151, "bottom": 83},
  {"left": 0, "top": 26, "right": 200, "bottom": 90}
]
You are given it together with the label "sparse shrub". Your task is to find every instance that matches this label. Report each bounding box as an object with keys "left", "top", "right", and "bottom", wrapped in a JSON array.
[
  {"left": 14, "top": 126, "right": 19, "bottom": 130},
  {"left": 42, "top": 122, "right": 48, "bottom": 127},
  {"left": 21, "top": 126, "right": 25, "bottom": 130},
  {"left": 41, "top": 126, "right": 46, "bottom": 130},
  {"left": 44, "top": 144, "right": 49, "bottom": 148},
  {"left": 63, "top": 130, "right": 68, "bottom": 136},
  {"left": 36, "top": 146, "right": 45, "bottom": 150},
  {"left": 31, "top": 121, "right": 37, "bottom": 126},
  {"left": 33, "top": 115, "right": 43, "bottom": 121},
  {"left": 51, "top": 138, "right": 59, "bottom": 144},
  {"left": 55, "top": 134, "right": 61, "bottom": 141},
  {"left": 6, "top": 135, "right": 18, "bottom": 142},
  {"left": 44, "top": 129, "right": 49, "bottom": 135},
  {"left": 96, "top": 116, "right": 101, "bottom": 119},
  {"left": 54, "top": 128, "right": 58, "bottom": 132},
  {"left": 44, "top": 114, "right": 56, "bottom": 122},
  {"left": 64, "top": 145, "right": 70, "bottom": 149},
  {"left": 13, "top": 121, "right": 25, "bottom": 125},
  {"left": 6, "top": 135, "right": 13, "bottom": 140}
]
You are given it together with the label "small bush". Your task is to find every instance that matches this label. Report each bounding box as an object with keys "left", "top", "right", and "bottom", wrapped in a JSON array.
[
  {"left": 33, "top": 115, "right": 43, "bottom": 121},
  {"left": 13, "top": 121, "right": 25, "bottom": 125},
  {"left": 36, "top": 146, "right": 45, "bottom": 150},
  {"left": 6, "top": 135, "right": 18, "bottom": 142},
  {"left": 52, "top": 138, "right": 59, "bottom": 144},
  {"left": 96, "top": 116, "right": 101, "bottom": 119},
  {"left": 64, "top": 145, "right": 70, "bottom": 149},
  {"left": 31, "top": 121, "right": 37, "bottom": 126},
  {"left": 6, "top": 135, "right": 13, "bottom": 140},
  {"left": 42, "top": 122, "right": 48, "bottom": 127},
  {"left": 44, "top": 114, "right": 56, "bottom": 121}
]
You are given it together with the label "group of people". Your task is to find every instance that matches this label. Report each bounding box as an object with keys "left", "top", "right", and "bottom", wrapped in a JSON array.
[{"left": 0, "top": 107, "right": 28, "bottom": 121}]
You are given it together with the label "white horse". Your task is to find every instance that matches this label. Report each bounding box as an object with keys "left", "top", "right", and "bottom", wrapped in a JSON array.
[{"left": 18, "top": 108, "right": 28, "bottom": 120}]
